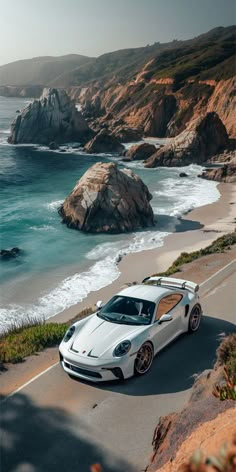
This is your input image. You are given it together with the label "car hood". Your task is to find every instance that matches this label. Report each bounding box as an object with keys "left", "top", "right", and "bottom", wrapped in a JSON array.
[{"left": 70, "top": 314, "right": 146, "bottom": 358}]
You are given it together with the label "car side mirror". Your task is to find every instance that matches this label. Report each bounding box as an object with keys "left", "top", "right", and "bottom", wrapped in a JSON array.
[
  {"left": 96, "top": 300, "right": 103, "bottom": 310},
  {"left": 158, "top": 313, "right": 173, "bottom": 324}
]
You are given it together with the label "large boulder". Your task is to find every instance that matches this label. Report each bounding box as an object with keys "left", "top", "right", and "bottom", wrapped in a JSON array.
[
  {"left": 84, "top": 129, "right": 125, "bottom": 154},
  {"left": 124, "top": 143, "right": 157, "bottom": 161},
  {"left": 145, "top": 113, "right": 229, "bottom": 168},
  {"left": 8, "top": 88, "right": 93, "bottom": 145},
  {"left": 59, "top": 162, "right": 154, "bottom": 233}
]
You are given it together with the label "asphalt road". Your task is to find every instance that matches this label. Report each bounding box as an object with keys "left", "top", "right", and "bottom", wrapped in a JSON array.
[{"left": 1, "top": 268, "right": 235, "bottom": 472}]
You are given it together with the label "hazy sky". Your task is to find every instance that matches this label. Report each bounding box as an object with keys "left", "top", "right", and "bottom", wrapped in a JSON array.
[{"left": 0, "top": 0, "right": 235, "bottom": 65}]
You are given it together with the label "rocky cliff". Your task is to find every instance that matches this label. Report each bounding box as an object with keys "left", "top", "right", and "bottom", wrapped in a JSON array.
[
  {"left": 8, "top": 88, "right": 93, "bottom": 145},
  {"left": 59, "top": 162, "right": 154, "bottom": 233},
  {"left": 145, "top": 112, "right": 229, "bottom": 167}
]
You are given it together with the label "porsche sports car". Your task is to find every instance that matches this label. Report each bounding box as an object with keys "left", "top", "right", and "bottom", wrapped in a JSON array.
[{"left": 59, "top": 276, "right": 202, "bottom": 382}]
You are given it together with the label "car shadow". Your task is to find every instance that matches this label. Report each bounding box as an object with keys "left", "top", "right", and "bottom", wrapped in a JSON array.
[
  {"left": 0, "top": 392, "right": 136, "bottom": 472},
  {"left": 70, "top": 315, "right": 235, "bottom": 396}
]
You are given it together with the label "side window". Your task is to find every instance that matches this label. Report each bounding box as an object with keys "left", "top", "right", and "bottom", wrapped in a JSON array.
[{"left": 155, "top": 294, "right": 183, "bottom": 320}]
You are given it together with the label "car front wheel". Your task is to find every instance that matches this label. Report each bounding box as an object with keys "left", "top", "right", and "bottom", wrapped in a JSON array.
[
  {"left": 188, "top": 304, "right": 202, "bottom": 333},
  {"left": 134, "top": 342, "right": 154, "bottom": 376}
]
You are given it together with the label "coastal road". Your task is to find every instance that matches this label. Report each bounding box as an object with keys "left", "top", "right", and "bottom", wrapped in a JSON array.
[{"left": 1, "top": 266, "right": 235, "bottom": 472}]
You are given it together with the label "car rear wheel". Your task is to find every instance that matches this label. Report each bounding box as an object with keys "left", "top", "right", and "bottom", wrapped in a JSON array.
[
  {"left": 188, "top": 304, "right": 202, "bottom": 333},
  {"left": 134, "top": 342, "right": 154, "bottom": 376}
]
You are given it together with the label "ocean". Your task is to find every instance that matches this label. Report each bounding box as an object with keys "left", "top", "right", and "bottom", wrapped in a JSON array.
[{"left": 0, "top": 96, "right": 220, "bottom": 332}]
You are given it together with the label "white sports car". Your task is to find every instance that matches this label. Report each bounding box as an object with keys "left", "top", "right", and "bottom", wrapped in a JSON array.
[{"left": 59, "top": 277, "right": 202, "bottom": 382}]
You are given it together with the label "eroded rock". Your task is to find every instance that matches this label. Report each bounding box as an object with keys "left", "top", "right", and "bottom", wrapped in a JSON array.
[
  {"left": 59, "top": 162, "right": 154, "bottom": 233},
  {"left": 124, "top": 143, "right": 157, "bottom": 161},
  {"left": 200, "top": 159, "right": 236, "bottom": 183},
  {"left": 8, "top": 88, "right": 93, "bottom": 145},
  {"left": 84, "top": 129, "right": 125, "bottom": 154},
  {"left": 145, "top": 112, "right": 229, "bottom": 168}
]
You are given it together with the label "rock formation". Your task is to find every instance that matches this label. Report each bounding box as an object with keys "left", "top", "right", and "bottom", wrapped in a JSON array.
[
  {"left": 200, "top": 159, "right": 236, "bottom": 183},
  {"left": 84, "top": 129, "right": 125, "bottom": 154},
  {"left": 59, "top": 162, "right": 154, "bottom": 233},
  {"left": 124, "top": 143, "right": 157, "bottom": 160},
  {"left": 111, "top": 126, "right": 143, "bottom": 143},
  {"left": 145, "top": 113, "right": 229, "bottom": 168},
  {"left": 0, "top": 247, "right": 21, "bottom": 260},
  {"left": 207, "top": 77, "right": 236, "bottom": 138},
  {"left": 8, "top": 88, "right": 93, "bottom": 145}
]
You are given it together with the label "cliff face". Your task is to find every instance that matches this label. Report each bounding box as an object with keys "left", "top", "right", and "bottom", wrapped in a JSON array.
[
  {"left": 2, "top": 26, "right": 235, "bottom": 140},
  {"left": 207, "top": 77, "right": 236, "bottom": 138},
  {"left": 77, "top": 77, "right": 235, "bottom": 140}
]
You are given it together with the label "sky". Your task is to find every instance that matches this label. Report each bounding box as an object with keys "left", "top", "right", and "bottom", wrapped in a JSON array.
[{"left": 0, "top": 0, "right": 235, "bottom": 66}]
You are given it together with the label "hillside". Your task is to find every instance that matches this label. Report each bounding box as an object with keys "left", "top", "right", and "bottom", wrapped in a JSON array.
[
  {"left": 58, "top": 26, "right": 236, "bottom": 88},
  {"left": 1, "top": 26, "right": 236, "bottom": 138},
  {"left": 1, "top": 27, "right": 235, "bottom": 89},
  {"left": 0, "top": 54, "right": 93, "bottom": 86}
]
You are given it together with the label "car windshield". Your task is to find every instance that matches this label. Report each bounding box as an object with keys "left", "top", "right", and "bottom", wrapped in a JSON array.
[{"left": 97, "top": 295, "right": 155, "bottom": 325}]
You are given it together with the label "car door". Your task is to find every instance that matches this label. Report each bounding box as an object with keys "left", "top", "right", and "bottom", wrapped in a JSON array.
[{"left": 150, "top": 293, "right": 184, "bottom": 353}]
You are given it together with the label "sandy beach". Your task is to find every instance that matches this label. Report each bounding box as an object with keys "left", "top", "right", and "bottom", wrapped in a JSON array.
[
  {"left": 2, "top": 181, "right": 235, "bottom": 397},
  {"left": 54, "top": 182, "right": 236, "bottom": 324}
]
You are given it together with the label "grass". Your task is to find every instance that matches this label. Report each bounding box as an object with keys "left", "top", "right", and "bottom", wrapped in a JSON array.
[
  {"left": 0, "top": 320, "right": 68, "bottom": 363},
  {"left": 153, "top": 231, "right": 236, "bottom": 277},
  {"left": 0, "top": 305, "right": 96, "bottom": 365}
]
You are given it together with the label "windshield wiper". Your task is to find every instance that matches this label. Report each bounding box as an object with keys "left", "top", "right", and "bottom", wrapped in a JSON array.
[{"left": 97, "top": 313, "right": 116, "bottom": 322}]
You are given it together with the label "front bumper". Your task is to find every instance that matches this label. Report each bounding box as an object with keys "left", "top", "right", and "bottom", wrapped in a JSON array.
[{"left": 59, "top": 346, "right": 134, "bottom": 382}]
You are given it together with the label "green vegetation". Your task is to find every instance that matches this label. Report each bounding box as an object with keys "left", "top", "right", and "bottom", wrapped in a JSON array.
[
  {"left": 0, "top": 321, "right": 68, "bottom": 363},
  {"left": 153, "top": 231, "right": 236, "bottom": 277},
  {"left": 212, "top": 366, "right": 236, "bottom": 401},
  {"left": 216, "top": 333, "right": 236, "bottom": 377},
  {"left": 0, "top": 305, "right": 95, "bottom": 364}
]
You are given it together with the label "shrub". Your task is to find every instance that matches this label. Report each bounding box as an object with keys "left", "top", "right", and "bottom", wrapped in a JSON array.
[
  {"left": 216, "top": 333, "right": 236, "bottom": 377},
  {"left": 212, "top": 366, "right": 236, "bottom": 401},
  {"left": 153, "top": 231, "right": 236, "bottom": 277}
]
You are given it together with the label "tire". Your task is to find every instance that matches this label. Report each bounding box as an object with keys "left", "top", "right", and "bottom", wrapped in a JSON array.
[
  {"left": 188, "top": 304, "right": 202, "bottom": 333},
  {"left": 134, "top": 342, "right": 154, "bottom": 376}
]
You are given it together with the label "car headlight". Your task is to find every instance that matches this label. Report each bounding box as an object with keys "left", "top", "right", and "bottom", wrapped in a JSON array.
[
  {"left": 113, "top": 340, "right": 131, "bottom": 357},
  {"left": 63, "top": 325, "right": 75, "bottom": 343}
]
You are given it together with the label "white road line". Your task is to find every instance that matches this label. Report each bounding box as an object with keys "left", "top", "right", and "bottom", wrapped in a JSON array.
[
  {"left": 2, "top": 362, "right": 59, "bottom": 403},
  {"left": 2, "top": 259, "right": 235, "bottom": 403},
  {"left": 199, "top": 259, "right": 236, "bottom": 293}
]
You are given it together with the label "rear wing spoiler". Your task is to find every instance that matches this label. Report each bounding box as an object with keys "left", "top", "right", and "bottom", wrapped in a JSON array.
[{"left": 142, "top": 276, "right": 199, "bottom": 294}]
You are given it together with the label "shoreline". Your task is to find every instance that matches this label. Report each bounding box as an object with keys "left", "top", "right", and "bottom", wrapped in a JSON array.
[
  {"left": 1, "top": 182, "right": 235, "bottom": 396},
  {"left": 53, "top": 182, "right": 236, "bottom": 324}
]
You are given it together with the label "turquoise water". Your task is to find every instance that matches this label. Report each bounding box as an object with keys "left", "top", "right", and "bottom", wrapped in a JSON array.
[{"left": 0, "top": 96, "right": 220, "bottom": 330}]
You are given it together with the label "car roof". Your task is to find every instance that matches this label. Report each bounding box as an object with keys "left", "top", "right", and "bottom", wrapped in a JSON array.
[{"left": 117, "top": 284, "right": 182, "bottom": 303}]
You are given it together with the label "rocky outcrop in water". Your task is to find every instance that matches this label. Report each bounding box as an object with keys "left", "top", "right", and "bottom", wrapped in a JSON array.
[
  {"left": 84, "top": 129, "right": 125, "bottom": 154},
  {"left": 8, "top": 88, "right": 93, "bottom": 145},
  {"left": 59, "top": 162, "right": 154, "bottom": 233},
  {"left": 0, "top": 247, "right": 21, "bottom": 260},
  {"left": 124, "top": 143, "right": 157, "bottom": 161},
  {"left": 145, "top": 113, "right": 229, "bottom": 168}
]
